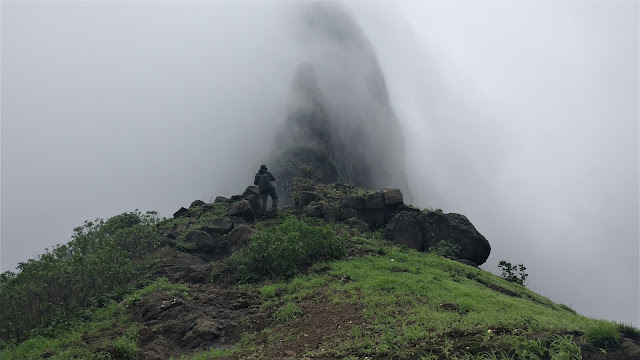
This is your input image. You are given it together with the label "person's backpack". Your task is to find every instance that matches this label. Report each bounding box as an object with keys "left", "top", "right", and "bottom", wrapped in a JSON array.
[{"left": 258, "top": 173, "right": 273, "bottom": 189}]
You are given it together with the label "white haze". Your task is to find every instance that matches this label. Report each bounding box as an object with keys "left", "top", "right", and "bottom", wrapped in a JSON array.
[{"left": 1, "top": 1, "right": 638, "bottom": 326}]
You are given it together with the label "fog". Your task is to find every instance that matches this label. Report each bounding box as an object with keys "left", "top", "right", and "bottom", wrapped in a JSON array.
[{"left": 1, "top": 1, "right": 638, "bottom": 326}]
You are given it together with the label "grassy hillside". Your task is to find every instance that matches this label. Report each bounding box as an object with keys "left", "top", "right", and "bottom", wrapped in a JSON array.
[{"left": 1, "top": 187, "right": 638, "bottom": 360}]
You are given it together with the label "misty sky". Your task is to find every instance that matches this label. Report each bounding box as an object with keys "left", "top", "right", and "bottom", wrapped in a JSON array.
[{"left": 1, "top": 1, "right": 638, "bottom": 326}]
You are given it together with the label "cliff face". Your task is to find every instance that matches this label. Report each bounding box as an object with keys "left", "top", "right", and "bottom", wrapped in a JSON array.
[{"left": 269, "top": 3, "right": 412, "bottom": 205}]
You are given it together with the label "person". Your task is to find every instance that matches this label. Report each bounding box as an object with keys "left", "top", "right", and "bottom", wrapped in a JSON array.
[{"left": 254, "top": 164, "right": 278, "bottom": 216}]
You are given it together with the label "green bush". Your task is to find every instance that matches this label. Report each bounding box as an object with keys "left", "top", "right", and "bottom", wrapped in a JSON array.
[
  {"left": 273, "top": 302, "right": 303, "bottom": 324},
  {"left": 112, "top": 326, "right": 140, "bottom": 359},
  {"left": 617, "top": 322, "right": 640, "bottom": 338},
  {"left": 585, "top": 321, "right": 621, "bottom": 349},
  {"left": 112, "top": 336, "right": 139, "bottom": 359},
  {"left": 498, "top": 260, "right": 529, "bottom": 286},
  {"left": 226, "top": 215, "right": 346, "bottom": 282},
  {"left": 430, "top": 241, "right": 461, "bottom": 259},
  {"left": 0, "top": 210, "right": 160, "bottom": 341}
]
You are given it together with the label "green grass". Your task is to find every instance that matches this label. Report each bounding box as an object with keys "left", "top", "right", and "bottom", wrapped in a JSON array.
[
  {"left": 585, "top": 320, "right": 621, "bottom": 349},
  {"left": 125, "top": 277, "right": 189, "bottom": 307},
  {"left": 549, "top": 335, "right": 582, "bottom": 360},
  {"left": 272, "top": 302, "right": 303, "bottom": 324},
  {"left": 242, "top": 239, "right": 597, "bottom": 358},
  {"left": 617, "top": 322, "right": 640, "bottom": 337},
  {"left": 258, "top": 284, "right": 279, "bottom": 298},
  {"left": 170, "top": 348, "right": 234, "bottom": 359},
  {"left": 0, "top": 302, "right": 125, "bottom": 360},
  {"left": 111, "top": 326, "right": 140, "bottom": 359}
]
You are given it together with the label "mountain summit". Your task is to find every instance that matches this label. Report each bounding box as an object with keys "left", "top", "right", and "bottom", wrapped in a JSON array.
[{"left": 269, "top": 3, "right": 412, "bottom": 205}]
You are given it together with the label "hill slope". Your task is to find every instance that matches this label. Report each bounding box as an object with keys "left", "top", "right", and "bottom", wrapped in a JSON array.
[{"left": 0, "top": 184, "right": 638, "bottom": 360}]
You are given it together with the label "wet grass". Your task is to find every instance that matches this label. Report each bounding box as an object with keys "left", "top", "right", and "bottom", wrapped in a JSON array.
[{"left": 224, "top": 235, "right": 599, "bottom": 359}]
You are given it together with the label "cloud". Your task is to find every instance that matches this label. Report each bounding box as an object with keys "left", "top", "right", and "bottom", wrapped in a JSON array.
[
  {"left": 348, "top": 1, "right": 639, "bottom": 325},
  {"left": 1, "top": 1, "right": 638, "bottom": 326}
]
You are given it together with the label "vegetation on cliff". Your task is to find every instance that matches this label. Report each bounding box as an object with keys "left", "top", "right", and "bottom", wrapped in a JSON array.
[{"left": 1, "top": 184, "right": 638, "bottom": 359}]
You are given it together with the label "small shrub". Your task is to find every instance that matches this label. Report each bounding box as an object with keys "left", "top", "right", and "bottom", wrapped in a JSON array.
[
  {"left": 617, "top": 322, "right": 640, "bottom": 338},
  {"left": 112, "top": 336, "right": 139, "bottom": 359},
  {"left": 498, "top": 260, "right": 528, "bottom": 286},
  {"left": 112, "top": 326, "right": 140, "bottom": 359},
  {"left": 549, "top": 335, "right": 581, "bottom": 360},
  {"left": 273, "top": 302, "right": 303, "bottom": 324},
  {"left": 430, "top": 241, "right": 461, "bottom": 259},
  {"left": 259, "top": 285, "right": 279, "bottom": 298},
  {"left": 92, "top": 352, "right": 114, "bottom": 360},
  {"left": 225, "top": 215, "right": 346, "bottom": 282},
  {"left": 585, "top": 321, "right": 620, "bottom": 349}
]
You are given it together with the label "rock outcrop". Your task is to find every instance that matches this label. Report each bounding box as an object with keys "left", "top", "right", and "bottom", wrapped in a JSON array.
[
  {"left": 384, "top": 210, "right": 491, "bottom": 266},
  {"left": 268, "top": 2, "right": 412, "bottom": 206},
  {"left": 169, "top": 183, "right": 490, "bottom": 266}
]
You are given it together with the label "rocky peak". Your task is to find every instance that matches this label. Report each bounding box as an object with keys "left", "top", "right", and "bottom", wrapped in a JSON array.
[
  {"left": 268, "top": 3, "right": 412, "bottom": 206},
  {"left": 172, "top": 184, "right": 490, "bottom": 266}
]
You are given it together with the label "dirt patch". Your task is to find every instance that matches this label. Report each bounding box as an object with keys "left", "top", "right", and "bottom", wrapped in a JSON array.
[
  {"left": 217, "top": 298, "right": 364, "bottom": 360},
  {"left": 82, "top": 323, "right": 129, "bottom": 356},
  {"left": 272, "top": 300, "right": 363, "bottom": 357}
]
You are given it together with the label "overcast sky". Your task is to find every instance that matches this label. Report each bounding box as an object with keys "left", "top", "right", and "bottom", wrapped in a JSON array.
[{"left": 1, "top": 1, "right": 638, "bottom": 326}]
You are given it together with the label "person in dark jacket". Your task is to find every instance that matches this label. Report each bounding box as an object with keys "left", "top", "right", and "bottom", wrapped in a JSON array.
[{"left": 254, "top": 164, "right": 278, "bottom": 215}]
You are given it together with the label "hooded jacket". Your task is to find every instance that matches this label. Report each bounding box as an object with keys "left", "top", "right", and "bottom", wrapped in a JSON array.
[{"left": 254, "top": 169, "right": 275, "bottom": 193}]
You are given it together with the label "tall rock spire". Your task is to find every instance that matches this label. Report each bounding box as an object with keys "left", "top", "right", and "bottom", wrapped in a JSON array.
[{"left": 270, "top": 3, "right": 412, "bottom": 205}]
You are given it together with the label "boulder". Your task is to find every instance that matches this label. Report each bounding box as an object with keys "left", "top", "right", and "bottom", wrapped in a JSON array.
[
  {"left": 302, "top": 205, "right": 323, "bottom": 217},
  {"left": 202, "top": 217, "right": 234, "bottom": 235},
  {"left": 301, "top": 184, "right": 317, "bottom": 191},
  {"left": 189, "top": 200, "right": 206, "bottom": 208},
  {"left": 417, "top": 212, "right": 491, "bottom": 266},
  {"left": 181, "top": 318, "right": 224, "bottom": 347},
  {"left": 229, "top": 216, "right": 247, "bottom": 225},
  {"left": 157, "top": 236, "right": 175, "bottom": 247},
  {"left": 230, "top": 195, "right": 243, "bottom": 201},
  {"left": 340, "top": 195, "right": 365, "bottom": 209},
  {"left": 242, "top": 186, "right": 260, "bottom": 198},
  {"left": 456, "top": 259, "right": 478, "bottom": 268},
  {"left": 621, "top": 338, "right": 640, "bottom": 358},
  {"left": 202, "top": 203, "right": 216, "bottom": 210},
  {"left": 244, "top": 194, "right": 261, "bottom": 213},
  {"left": 173, "top": 207, "right": 190, "bottom": 218},
  {"left": 343, "top": 217, "right": 370, "bottom": 233},
  {"left": 338, "top": 208, "right": 360, "bottom": 221},
  {"left": 227, "top": 200, "right": 254, "bottom": 222},
  {"left": 384, "top": 212, "right": 423, "bottom": 250},
  {"left": 364, "top": 192, "right": 384, "bottom": 210},
  {"left": 214, "top": 196, "right": 232, "bottom": 203},
  {"left": 225, "top": 225, "right": 258, "bottom": 253},
  {"left": 396, "top": 204, "right": 421, "bottom": 213},
  {"left": 320, "top": 203, "right": 338, "bottom": 216},
  {"left": 381, "top": 188, "right": 403, "bottom": 206},
  {"left": 362, "top": 209, "right": 385, "bottom": 228},
  {"left": 185, "top": 230, "right": 221, "bottom": 252},
  {"left": 299, "top": 191, "right": 321, "bottom": 207}
]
